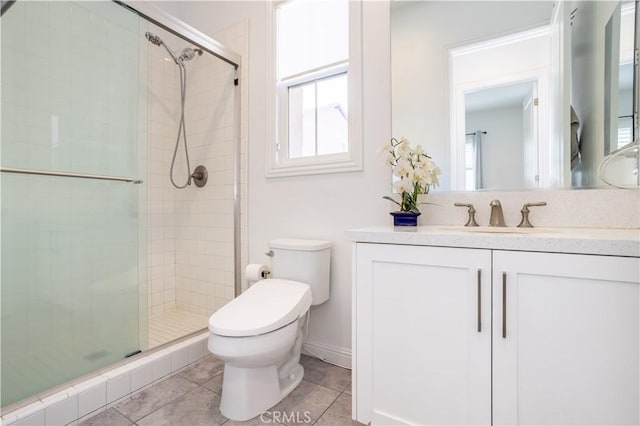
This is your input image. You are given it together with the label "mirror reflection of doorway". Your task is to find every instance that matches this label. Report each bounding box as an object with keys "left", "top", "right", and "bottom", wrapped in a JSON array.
[
  {"left": 449, "top": 25, "right": 553, "bottom": 190},
  {"left": 464, "top": 80, "right": 539, "bottom": 190}
]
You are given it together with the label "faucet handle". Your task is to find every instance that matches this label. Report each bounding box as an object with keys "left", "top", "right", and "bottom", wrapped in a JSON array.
[
  {"left": 518, "top": 202, "right": 547, "bottom": 228},
  {"left": 454, "top": 203, "right": 479, "bottom": 227}
]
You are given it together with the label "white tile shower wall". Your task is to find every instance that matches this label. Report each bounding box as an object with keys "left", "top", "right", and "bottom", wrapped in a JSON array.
[
  {"left": 174, "top": 42, "right": 237, "bottom": 316},
  {"left": 144, "top": 23, "right": 243, "bottom": 321},
  {"left": 213, "top": 21, "right": 250, "bottom": 293},
  {"left": 146, "top": 26, "right": 179, "bottom": 317}
]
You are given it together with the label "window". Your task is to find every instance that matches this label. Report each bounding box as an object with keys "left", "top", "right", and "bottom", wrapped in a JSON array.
[{"left": 268, "top": 0, "right": 361, "bottom": 176}]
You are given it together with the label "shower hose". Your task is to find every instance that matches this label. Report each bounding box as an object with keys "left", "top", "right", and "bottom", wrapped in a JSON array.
[{"left": 170, "top": 60, "right": 192, "bottom": 189}]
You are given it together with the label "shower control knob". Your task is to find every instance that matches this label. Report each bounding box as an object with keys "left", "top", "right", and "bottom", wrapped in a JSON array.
[{"left": 191, "top": 165, "right": 208, "bottom": 188}]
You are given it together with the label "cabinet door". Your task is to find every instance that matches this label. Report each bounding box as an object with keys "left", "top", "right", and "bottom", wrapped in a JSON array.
[
  {"left": 493, "top": 251, "right": 640, "bottom": 425},
  {"left": 354, "top": 243, "right": 491, "bottom": 425}
]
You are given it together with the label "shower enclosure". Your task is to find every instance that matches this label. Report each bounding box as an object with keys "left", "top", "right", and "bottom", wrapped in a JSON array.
[{"left": 0, "top": 0, "right": 241, "bottom": 409}]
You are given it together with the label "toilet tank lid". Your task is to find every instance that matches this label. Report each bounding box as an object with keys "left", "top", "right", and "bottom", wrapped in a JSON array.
[
  {"left": 209, "top": 279, "right": 311, "bottom": 337},
  {"left": 268, "top": 238, "right": 332, "bottom": 251}
]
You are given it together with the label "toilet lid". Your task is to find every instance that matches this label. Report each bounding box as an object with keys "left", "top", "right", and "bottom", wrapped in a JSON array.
[{"left": 209, "top": 279, "right": 312, "bottom": 337}]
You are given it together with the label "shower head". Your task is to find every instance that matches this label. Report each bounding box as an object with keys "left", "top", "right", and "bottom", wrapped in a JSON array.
[
  {"left": 146, "top": 32, "right": 179, "bottom": 64},
  {"left": 145, "top": 32, "right": 163, "bottom": 47},
  {"left": 178, "top": 47, "right": 203, "bottom": 62},
  {"left": 146, "top": 32, "right": 202, "bottom": 65}
]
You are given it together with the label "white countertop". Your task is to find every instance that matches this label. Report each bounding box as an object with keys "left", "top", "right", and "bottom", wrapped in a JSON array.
[{"left": 345, "top": 226, "right": 640, "bottom": 257}]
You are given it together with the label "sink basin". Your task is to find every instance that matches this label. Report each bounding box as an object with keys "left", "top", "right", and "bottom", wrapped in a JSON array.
[{"left": 428, "top": 226, "right": 556, "bottom": 235}]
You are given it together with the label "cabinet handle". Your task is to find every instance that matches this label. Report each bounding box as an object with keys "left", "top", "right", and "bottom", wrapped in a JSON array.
[
  {"left": 477, "top": 269, "right": 482, "bottom": 333},
  {"left": 502, "top": 272, "right": 507, "bottom": 339}
]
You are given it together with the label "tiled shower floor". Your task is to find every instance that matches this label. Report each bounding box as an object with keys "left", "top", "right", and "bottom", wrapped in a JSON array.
[{"left": 148, "top": 309, "right": 209, "bottom": 349}]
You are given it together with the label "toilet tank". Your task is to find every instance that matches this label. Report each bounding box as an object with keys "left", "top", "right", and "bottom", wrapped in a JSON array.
[{"left": 268, "top": 238, "right": 331, "bottom": 306}]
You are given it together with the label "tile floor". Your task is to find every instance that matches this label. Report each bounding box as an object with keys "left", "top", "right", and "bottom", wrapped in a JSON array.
[
  {"left": 80, "top": 354, "right": 359, "bottom": 426},
  {"left": 148, "top": 310, "right": 209, "bottom": 349}
]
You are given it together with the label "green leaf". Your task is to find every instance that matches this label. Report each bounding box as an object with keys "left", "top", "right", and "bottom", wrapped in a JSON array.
[{"left": 382, "top": 196, "right": 401, "bottom": 207}]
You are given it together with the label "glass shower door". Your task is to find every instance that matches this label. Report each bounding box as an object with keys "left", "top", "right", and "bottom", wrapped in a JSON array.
[{"left": 1, "top": 0, "right": 146, "bottom": 407}]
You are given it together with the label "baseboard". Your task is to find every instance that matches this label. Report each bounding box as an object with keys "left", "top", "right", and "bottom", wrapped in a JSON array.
[
  {"left": 372, "top": 409, "right": 412, "bottom": 425},
  {"left": 302, "top": 339, "right": 352, "bottom": 369}
]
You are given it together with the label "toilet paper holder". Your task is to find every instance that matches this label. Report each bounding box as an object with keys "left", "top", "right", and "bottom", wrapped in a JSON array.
[{"left": 246, "top": 263, "right": 271, "bottom": 281}]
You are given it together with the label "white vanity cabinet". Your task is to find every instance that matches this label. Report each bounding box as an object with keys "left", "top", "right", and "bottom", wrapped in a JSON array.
[
  {"left": 353, "top": 242, "right": 639, "bottom": 426},
  {"left": 492, "top": 250, "right": 639, "bottom": 426},
  {"left": 354, "top": 243, "right": 492, "bottom": 425}
]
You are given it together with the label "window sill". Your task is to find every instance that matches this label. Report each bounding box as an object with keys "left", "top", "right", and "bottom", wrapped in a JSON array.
[{"left": 266, "top": 154, "right": 362, "bottom": 178}]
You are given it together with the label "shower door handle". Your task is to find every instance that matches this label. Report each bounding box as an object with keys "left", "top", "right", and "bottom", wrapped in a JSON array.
[{"left": 0, "top": 167, "right": 143, "bottom": 184}]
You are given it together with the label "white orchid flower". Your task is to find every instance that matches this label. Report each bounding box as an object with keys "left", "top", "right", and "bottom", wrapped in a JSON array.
[
  {"left": 413, "top": 166, "right": 427, "bottom": 182},
  {"left": 385, "top": 151, "right": 396, "bottom": 166},
  {"left": 393, "top": 159, "right": 412, "bottom": 178},
  {"left": 396, "top": 140, "right": 411, "bottom": 157},
  {"left": 424, "top": 174, "right": 433, "bottom": 185},
  {"left": 393, "top": 179, "right": 412, "bottom": 194},
  {"left": 384, "top": 137, "right": 440, "bottom": 211}
]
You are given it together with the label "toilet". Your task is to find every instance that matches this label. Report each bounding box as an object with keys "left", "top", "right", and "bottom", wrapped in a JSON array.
[{"left": 207, "top": 238, "right": 331, "bottom": 421}]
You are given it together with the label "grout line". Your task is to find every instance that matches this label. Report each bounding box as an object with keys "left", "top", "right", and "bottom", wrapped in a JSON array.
[
  {"left": 114, "top": 405, "right": 138, "bottom": 425},
  {"left": 311, "top": 389, "right": 342, "bottom": 426},
  {"left": 116, "top": 381, "right": 197, "bottom": 426}
]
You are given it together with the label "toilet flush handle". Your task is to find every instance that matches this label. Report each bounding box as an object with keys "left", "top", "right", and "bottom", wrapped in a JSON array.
[{"left": 265, "top": 250, "right": 274, "bottom": 257}]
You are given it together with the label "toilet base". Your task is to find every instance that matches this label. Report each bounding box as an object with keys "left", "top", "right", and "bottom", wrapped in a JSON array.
[{"left": 219, "top": 362, "right": 304, "bottom": 421}]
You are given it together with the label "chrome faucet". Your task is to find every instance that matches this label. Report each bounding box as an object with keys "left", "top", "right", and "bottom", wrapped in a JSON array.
[{"left": 489, "top": 200, "right": 506, "bottom": 227}]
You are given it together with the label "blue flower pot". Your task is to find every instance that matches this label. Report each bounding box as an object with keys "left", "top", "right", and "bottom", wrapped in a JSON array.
[{"left": 390, "top": 211, "right": 421, "bottom": 226}]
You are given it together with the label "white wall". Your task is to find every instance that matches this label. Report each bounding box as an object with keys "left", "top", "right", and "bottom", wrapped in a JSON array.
[{"left": 153, "top": 0, "right": 390, "bottom": 366}]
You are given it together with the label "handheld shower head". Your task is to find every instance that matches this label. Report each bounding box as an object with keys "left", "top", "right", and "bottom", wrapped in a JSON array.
[
  {"left": 146, "top": 32, "right": 180, "bottom": 64},
  {"left": 145, "top": 32, "right": 163, "bottom": 47}
]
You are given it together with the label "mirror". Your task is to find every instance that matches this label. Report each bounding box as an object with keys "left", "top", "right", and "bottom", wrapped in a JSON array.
[
  {"left": 391, "top": 0, "right": 639, "bottom": 191},
  {"left": 601, "top": 1, "right": 640, "bottom": 188},
  {"left": 604, "top": 1, "right": 636, "bottom": 156}
]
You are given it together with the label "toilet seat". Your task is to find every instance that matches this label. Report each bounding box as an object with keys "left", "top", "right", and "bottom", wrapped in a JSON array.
[{"left": 209, "top": 279, "right": 311, "bottom": 337}]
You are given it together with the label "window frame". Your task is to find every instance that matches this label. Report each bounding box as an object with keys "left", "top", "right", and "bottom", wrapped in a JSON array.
[
  {"left": 267, "top": 0, "right": 362, "bottom": 178},
  {"left": 277, "top": 61, "right": 349, "bottom": 163}
]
